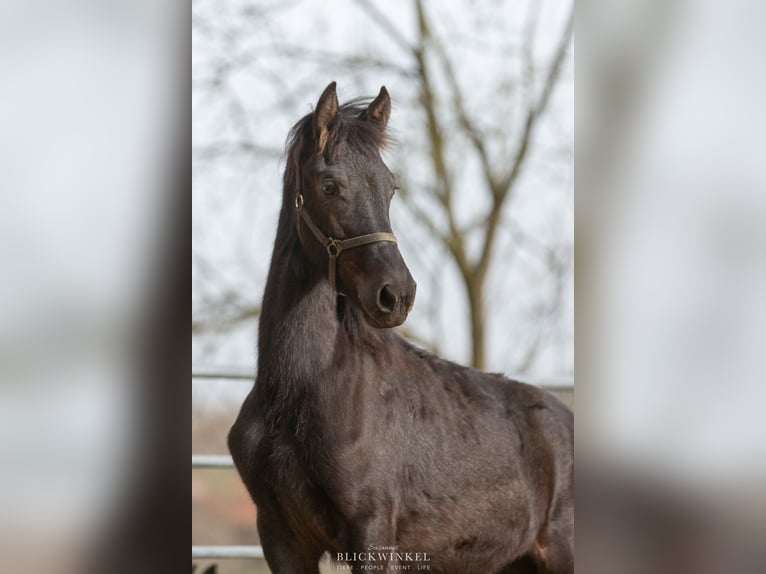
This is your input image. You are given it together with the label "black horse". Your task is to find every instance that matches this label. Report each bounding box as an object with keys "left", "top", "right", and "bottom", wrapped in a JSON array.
[{"left": 228, "top": 82, "right": 574, "bottom": 574}]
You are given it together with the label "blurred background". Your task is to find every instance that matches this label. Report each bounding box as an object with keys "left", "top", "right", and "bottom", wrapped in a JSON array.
[
  {"left": 579, "top": 0, "right": 766, "bottom": 571},
  {"left": 0, "top": 1, "right": 181, "bottom": 573},
  {"left": 192, "top": 0, "right": 573, "bottom": 571}
]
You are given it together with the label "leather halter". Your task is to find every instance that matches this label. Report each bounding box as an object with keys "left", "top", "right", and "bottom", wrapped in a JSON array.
[{"left": 294, "top": 192, "right": 397, "bottom": 292}]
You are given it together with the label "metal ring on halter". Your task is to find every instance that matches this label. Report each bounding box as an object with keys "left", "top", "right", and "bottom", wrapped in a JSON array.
[{"left": 325, "top": 238, "right": 341, "bottom": 258}]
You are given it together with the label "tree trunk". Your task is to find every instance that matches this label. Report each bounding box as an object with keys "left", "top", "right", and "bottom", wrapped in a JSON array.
[{"left": 465, "top": 274, "right": 486, "bottom": 371}]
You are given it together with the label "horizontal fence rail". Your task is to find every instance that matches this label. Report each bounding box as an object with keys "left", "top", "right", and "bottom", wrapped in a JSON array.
[
  {"left": 191, "top": 364, "right": 573, "bottom": 389},
  {"left": 193, "top": 454, "right": 234, "bottom": 468},
  {"left": 192, "top": 365, "right": 573, "bottom": 562},
  {"left": 192, "top": 364, "right": 255, "bottom": 380},
  {"left": 193, "top": 546, "right": 265, "bottom": 559}
]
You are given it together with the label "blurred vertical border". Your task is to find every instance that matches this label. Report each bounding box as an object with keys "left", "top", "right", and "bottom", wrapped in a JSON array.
[
  {"left": 0, "top": 1, "right": 189, "bottom": 572},
  {"left": 578, "top": 0, "right": 766, "bottom": 571}
]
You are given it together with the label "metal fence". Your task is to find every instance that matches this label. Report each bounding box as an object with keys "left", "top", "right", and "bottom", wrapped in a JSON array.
[
  {"left": 192, "top": 364, "right": 573, "bottom": 561},
  {"left": 192, "top": 365, "right": 262, "bottom": 560}
]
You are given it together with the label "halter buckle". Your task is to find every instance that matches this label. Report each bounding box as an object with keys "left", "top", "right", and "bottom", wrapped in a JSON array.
[
  {"left": 325, "top": 238, "right": 341, "bottom": 257},
  {"left": 294, "top": 193, "right": 304, "bottom": 210}
]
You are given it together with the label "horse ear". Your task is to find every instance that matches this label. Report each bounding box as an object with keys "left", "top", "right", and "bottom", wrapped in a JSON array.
[
  {"left": 365, "top": 86, "right": 391, "bottom": 129},
  {"left": 314, "top": 81, "right": 339, "bottom": 154}
]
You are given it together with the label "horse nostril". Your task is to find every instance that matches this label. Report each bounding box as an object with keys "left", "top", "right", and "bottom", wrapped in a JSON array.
[{"left": 377, "top": 284, "right": 397, "bottom": 313}]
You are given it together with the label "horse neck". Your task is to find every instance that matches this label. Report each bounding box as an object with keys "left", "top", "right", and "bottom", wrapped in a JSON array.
[{"left": 256, "top": 199, "right": 373, "bottom": 386}]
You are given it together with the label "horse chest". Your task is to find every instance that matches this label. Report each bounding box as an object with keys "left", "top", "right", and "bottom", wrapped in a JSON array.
[{"left": 241, "top": 421, "right": 355, "bottom": 548}]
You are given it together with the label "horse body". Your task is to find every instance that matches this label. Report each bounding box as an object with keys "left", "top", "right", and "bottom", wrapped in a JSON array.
[{"left": 228, "top": 83, "right": 573, "bottom": 573}]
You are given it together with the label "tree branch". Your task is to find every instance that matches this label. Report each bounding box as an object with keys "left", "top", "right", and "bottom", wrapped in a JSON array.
[
  {"left": 192, "top": 304, "right": 261, "bottom": 335},
  {"left": 476, "top": 1, "right": 573, "bottom": 281},
  {"left": 352, "top": 0, "right": 414, "bottom": 53}
]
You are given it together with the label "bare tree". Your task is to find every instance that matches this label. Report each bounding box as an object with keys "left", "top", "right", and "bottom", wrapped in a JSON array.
[{"left": 353, "top": 0, "right": 573, "bottom": 369}]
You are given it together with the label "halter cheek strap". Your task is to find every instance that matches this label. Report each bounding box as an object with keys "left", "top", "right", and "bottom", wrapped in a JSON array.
[{"left": 294, "top": 193, "right": 397, "bottom": 292}]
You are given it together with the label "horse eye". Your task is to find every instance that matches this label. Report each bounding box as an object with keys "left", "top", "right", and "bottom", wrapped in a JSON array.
[{"left": 321, "top": 181, "right": 338, "bottom": 195}]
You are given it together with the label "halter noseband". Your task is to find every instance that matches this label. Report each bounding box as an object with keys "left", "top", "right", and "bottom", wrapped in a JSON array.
[{"left": 294, "top": 192, "right": 397, "bottom": 292}]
